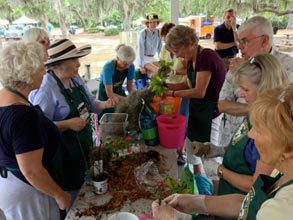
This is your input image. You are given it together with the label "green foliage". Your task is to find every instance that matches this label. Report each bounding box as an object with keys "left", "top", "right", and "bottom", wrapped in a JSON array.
[
  {"left": 87, "top": 27, "right": 104, "bottom": 33},
  {"left": 102, "top": 9, "right": 122, "bottom": 26},
  {"left": 104, "top": 27, "right": 119, "bottom": 36},
  {"left": 165, "top": 177, "right": 191, "bottom": 194},
  {"left": 271, "top": 15, "right": 290, "bottom": 29},
  {"left": 150, "top": 60, "right": 173, "bottom": 96}
]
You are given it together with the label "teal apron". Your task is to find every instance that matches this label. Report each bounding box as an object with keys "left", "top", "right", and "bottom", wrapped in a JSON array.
[
  {"left": 98, "top": 60, "right": 128, "bottom": 119},
  {"left": 186, "top": 47, "right": 217, "bottom": 142},
  {"left": 239, "top": 174, "right": 293, "bottom": 220},
  {"left": 216, "top": 117, "right": 253, "bottom": 220},
  {"left": 51, "top": 72, "right": 93, "bottom": 191}
]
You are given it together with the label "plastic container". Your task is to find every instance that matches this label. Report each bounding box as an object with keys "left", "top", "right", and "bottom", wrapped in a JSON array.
[
  {"left": 92, "top": 173, "right": 108, "bottom": 194},
  {"left": 151, "top": 96, "right": 182, "bottom": 115},
  {"left": 99, "top": 113, "right": 128, "bottom": 140},
  {"left": 159, "top": 99, "right": 174, "bottom": 115},
  {"left": 109, "top": 212, "right": 139, "bottom": 220},
  {"left": 156, "top": 114, "right": 186, "bottom": 148}
]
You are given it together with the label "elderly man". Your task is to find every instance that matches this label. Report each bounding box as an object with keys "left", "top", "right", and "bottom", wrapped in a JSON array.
[
  {"left": 135, "top": 13, "right": 162, "bottom": 76},
  {"left": 214, "top": 8, "right": 239, "bottom": 59},
  {"left": 218, "top": 16, "right": 293, "bottom": 146}
]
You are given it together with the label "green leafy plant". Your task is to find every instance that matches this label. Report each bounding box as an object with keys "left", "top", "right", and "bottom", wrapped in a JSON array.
[
  {"left": 150, "top": 60, "right": 173, "bottom": 96},
  {"left": 104, "top": 27, "right": 120, "bottom": 36},
  {"left": 165, "top": 177, "right": 191, "bottom": 194}
]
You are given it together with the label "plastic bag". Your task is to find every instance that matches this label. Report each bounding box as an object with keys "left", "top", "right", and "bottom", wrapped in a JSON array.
[
  {"left": 134, "top": 161, "right": 163, "bottom": 189},
  {"left": 194, "top": 175, "right": 214, "bottom": 196},
  {"left": 180, "top": 165, "right": 198, "bottom": 194},
  {"left": 139, "top": 99, "right": 159, "bottom": 146}
]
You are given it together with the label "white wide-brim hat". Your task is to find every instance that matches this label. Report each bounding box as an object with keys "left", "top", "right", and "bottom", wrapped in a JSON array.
[{"left": 45, "top": 38, "right": 91, "bottom": 66}]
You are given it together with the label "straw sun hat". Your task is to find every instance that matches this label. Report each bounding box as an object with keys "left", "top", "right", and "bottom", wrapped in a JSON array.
[
  {"left": 142, "top": 13, "right": 161, "bottom": 24},
  {"left": 45, "top": 38, "right": 91, "bottom": 66}
]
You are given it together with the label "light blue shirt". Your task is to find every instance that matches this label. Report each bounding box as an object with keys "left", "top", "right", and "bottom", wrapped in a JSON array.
[
  {"left": 29, "top": 73, "right": 99, "bottom": 121},
  {"left": 135, "top": 28, "right": 162, "bottom": 68},
  {"left": 100, "top": 60, "right": 135, "bottom": 85}
]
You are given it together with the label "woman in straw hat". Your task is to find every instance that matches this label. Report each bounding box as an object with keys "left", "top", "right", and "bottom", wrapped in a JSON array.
[
  {"left": 0, "top": 42, "right": 71, "bottom": 220},
  {"left": 135, "top": 13, "right": 162, "bottom": 77},
  {"left": 29, "top": 39, "right": 118, "bottom": 203}
]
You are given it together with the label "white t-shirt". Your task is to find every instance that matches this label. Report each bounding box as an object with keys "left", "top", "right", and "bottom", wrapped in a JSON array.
[{"left": 257, "top": 183, "right": 293, "bottom": 220}]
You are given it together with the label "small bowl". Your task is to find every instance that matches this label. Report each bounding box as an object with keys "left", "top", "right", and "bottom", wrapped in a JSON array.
[{"left": 108, "top": 212, "right": 139, "bottom": 220}]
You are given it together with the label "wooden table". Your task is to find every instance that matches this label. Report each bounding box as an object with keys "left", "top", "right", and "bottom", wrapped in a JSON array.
[{"left": 65, "top": 145, "right": 178, "bottom": 220}]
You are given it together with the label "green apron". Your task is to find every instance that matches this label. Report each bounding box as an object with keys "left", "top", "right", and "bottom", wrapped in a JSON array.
[
  {"left": 238, "top": 174, "right": 293, "bottom": 220},
  {"left": 186, "top": 47, "right": 217, "bottom": 142},
  {"left": 51, "top": 72, "right": 93, "bottom": 191},
  {"left": 98, "top": 60, "right": 128, "bottom": 119},
  {"left": 218, "top": 117, "right": 253, "bottom": 196}
]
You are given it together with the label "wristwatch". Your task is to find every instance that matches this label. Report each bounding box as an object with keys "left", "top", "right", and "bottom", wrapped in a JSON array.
[{"left": 217, "top": 164, "right": 224, "bottom": 178}]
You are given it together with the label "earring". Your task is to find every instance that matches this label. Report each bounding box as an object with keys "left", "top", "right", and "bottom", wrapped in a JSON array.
[{"left": 280, "top": 154, "right": 285, "bottom": 162}]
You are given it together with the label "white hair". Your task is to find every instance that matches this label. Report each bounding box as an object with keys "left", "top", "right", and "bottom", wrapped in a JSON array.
[
  {"left": 238, "top": 16, "right": 274, "bottom": 46},
  {"left": 0, "top": 42, "right": 44, "bottom": 89},
  {"left": 115, "top": 44, "right": 135, "bottom": 63},
  {"left": 22, "top": 27, "right": 49, "bottom": 43}
]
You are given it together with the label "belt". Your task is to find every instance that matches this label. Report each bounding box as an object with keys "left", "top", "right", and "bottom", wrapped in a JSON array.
[{"left": 144, "top": 54, "right": 154, "bottom": 57}]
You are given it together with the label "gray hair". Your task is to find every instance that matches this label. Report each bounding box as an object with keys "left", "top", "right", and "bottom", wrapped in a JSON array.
[
  {"left": 238, "top": 16, "right": 274, "bottom": 46},
  {"left": 165, "top": 25, "right": 199, "bottom": 50},
  {"left": 0, "top": 42, "right": 44, "bottom": 89},
  {"left": 115, "top": 44, "right": 135, "bottom": 63},
  {"left": 234, "top": 53, "right": 288, "bottom": 93},
  {"left": 22, "top": 27, "right": 49, "bottom": 43}
]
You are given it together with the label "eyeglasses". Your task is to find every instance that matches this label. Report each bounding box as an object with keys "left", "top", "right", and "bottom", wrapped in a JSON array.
[{"left": 238, "top": 35, "right": 264, "bottom": 46}]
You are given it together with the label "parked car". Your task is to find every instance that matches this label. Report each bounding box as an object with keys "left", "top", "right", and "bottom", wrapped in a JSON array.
[
  {"left": 0, "top": 27, "right": 5, "bottom": 38},
  {"left": 4, "top": 25, "right": 24, "bottom": 40},
  {"left": 69, "top": 25, "right": 78, "bottom": 35}
]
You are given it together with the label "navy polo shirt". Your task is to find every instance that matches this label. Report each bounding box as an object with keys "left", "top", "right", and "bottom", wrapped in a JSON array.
[{"left": 214, "top": 23, "right": 239, "bottom": 58}]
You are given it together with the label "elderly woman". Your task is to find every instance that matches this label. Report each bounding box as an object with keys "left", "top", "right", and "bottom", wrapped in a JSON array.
[
  {"left": 164, "top": 25, "right": 227, "bottom": 174},
  {"left": 0, "top": 42, "right": 71, "bottom": 219},
  {"left": 159, "top": 23, "right": 185, "bottom": 74},
  {"left": 192, "top": 54, "right": 288, "bottom": 202},
  {"left": 29, "top": 39, "right": 117, "bottom": 201},
  {"left": 97, "top": 44, "right": 135, "bottom": 119},
  {"left": 152, "top": 83, "right": 293, "bottom": 220},
  {"left": 22, "top": 27, "right": 50, "bottom": 61}
]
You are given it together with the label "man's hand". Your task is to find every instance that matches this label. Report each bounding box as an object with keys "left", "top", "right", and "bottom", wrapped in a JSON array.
[
  {"left": 191, "top": 141, "right": 226, "bottom": 158},
  {"left": 231, "top": 16, "right": 237, "bottom": 31}
]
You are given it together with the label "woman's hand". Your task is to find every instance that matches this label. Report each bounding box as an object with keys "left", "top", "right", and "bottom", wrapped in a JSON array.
[
  {"left": 164, "top": 90, "right": 173, "bottom": 97},
  {"left": 104, "top": 96, "right": 119, "bottom": 109},
  {"left": 152, "top": 200, "right": 192, "bottom": 220},
  {"left": 164, "top": 194, "right": 207, "bottom": 214},
  {"left": 55, "top": 191, "right": 71, "bottom": 210},
  {"left": 68, "top": 117, "right": 87, "bottom": 132}
]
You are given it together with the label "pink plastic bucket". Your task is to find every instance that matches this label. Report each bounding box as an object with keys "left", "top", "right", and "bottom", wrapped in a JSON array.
[{"left": 156, "top": 114, "right": 186, "bottom": 148}]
